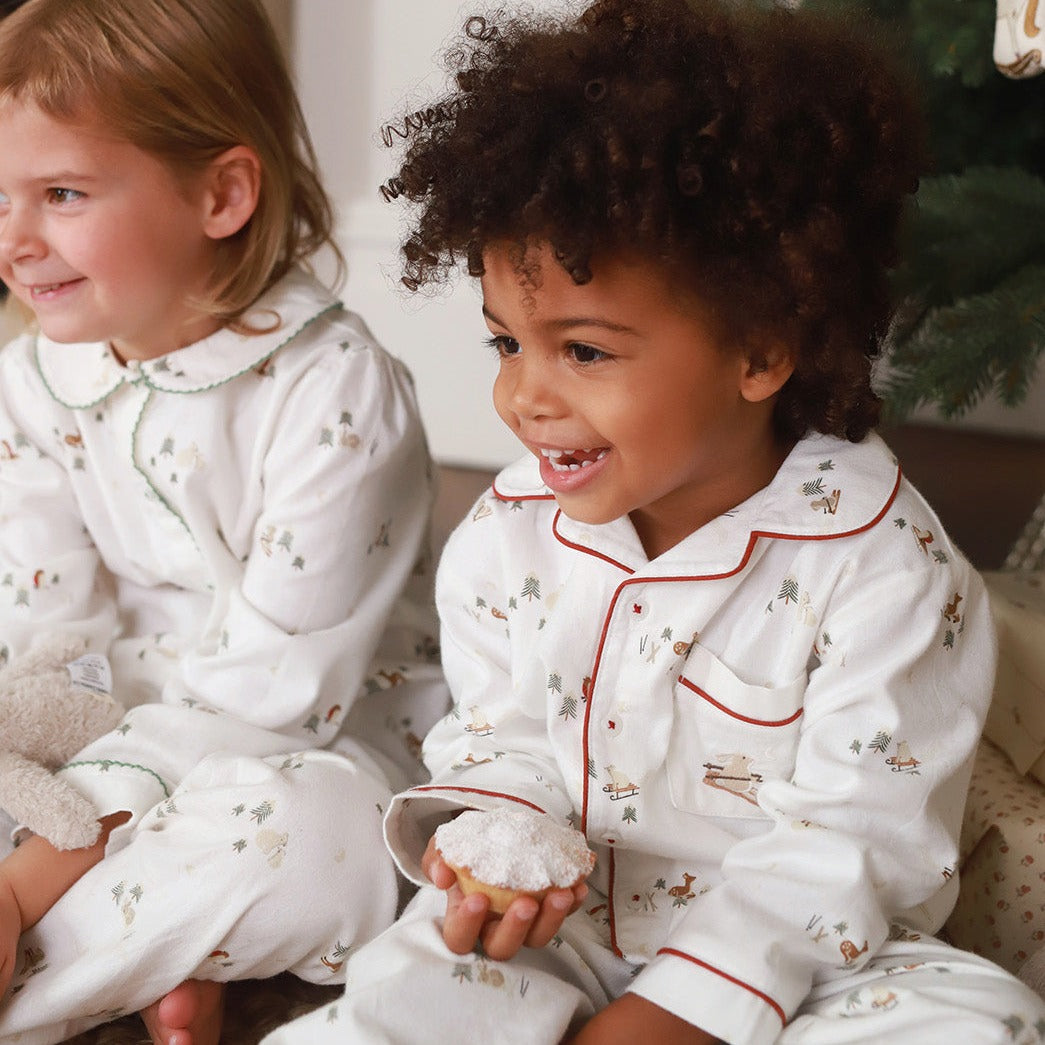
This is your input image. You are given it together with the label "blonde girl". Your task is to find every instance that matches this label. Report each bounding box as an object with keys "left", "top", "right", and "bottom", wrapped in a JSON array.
[{"left": 0, "top": 1, "right": 446, "bottom": 1042}]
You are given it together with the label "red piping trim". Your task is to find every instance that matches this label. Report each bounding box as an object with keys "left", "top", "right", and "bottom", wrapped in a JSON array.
[
  {"left": 552, "top": 510, "right": 635, "bottom": 573},
  {"left": 408, "top": 786, "right": 546, "bottom": 813},
  {"left": 677, "top": 676, "right": 804, "bottom": 727},
  {"left": 491, "top": 478, "right": 555, "bottom": 504},
  {"left": 657, "top": 948, "right": 787, "bottom": 1025},
  {"left": 580, "top": 465, "right": 901, "bottom": 832}
]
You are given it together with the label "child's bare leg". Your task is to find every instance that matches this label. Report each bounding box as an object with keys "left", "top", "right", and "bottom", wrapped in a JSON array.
[
  {"left": 140, "top": 979, "right": 225, "bottom": 1045},
  {"left": 0, "top": 811, "right": 129, "bottom": 997}
]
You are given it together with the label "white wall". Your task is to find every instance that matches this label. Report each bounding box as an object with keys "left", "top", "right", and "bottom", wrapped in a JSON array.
[{"left": 290, "top": 1, "right": 1045, "bottom": 470}]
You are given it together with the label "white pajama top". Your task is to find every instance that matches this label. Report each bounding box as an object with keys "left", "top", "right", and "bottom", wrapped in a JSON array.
[
  {"left": 0, "top": 268, "right": 445, "bottom": 823},
  {"left": 385, "top": 431, "right": 996, "bottom": 1045}
]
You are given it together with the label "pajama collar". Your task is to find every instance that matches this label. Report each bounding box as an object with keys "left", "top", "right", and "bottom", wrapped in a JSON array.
[
  {"left": 33, "top": 268, "right": 341, "bottom": 409},
  {"left": 492, "top": 432, "right": 902, "bottom": 573}
]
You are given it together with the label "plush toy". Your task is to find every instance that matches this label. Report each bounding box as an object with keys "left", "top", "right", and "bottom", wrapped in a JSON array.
[{"left": 0, "top": 635, "right": 124, "bottom": 851}]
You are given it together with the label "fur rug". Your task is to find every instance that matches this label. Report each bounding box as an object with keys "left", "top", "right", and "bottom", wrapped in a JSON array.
[{"left": 64, "top": 975, "right": 341, "bottom": 1044}]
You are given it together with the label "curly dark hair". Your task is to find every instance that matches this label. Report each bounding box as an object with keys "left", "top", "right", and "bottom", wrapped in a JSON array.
[{"left": 381, "top": 0, "right": 927, "bottom": 442}]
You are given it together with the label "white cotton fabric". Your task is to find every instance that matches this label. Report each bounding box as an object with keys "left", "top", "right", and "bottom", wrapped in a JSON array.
[
  {"left": 269, "top": 431, "right": 1045, "bottom": 1044},
  {"left": 0, "top": 269, "right": 449, "bottom": 1041}
]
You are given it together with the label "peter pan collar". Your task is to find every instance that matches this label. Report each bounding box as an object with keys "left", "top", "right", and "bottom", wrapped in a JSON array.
[
  {"left": 34, "top": 268, "right": 340, "bottom": 409},
  {"left": 492, "top": 432, "right": 902, "bottom": 572}
]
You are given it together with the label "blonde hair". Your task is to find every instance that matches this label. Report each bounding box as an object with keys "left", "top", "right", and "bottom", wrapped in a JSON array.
[{"left": 0, "top": 0, "right": 344, "bottom": 327}]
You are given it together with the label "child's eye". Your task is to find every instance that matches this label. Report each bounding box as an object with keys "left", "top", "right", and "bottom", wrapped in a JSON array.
[
  {"left": 485, "top": 335, "right": 521, "bottom": 358},
  {"left": 47, "top": 187, "right": 84, "bottom": 204},
  {"left": 568, "top": 342, "right": 607, "bottom": 364}
]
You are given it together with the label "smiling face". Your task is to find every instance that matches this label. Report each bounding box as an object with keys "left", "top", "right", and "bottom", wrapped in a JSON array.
[
  {"left": 0, "top": 100, "right": 222, "bottom": 361},
  {"left": 483, "top": 242, "right": 795, "bottom": 558}
]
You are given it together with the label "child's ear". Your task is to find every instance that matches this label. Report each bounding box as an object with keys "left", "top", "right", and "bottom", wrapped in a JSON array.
[
  {"left": 739, "top": 341, "right": 795, "bottom": 404},
  {"left": 200, "top": 145, "right": 261, "bottom": 241}
]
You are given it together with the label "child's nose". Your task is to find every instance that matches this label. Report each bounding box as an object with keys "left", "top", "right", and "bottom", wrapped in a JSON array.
[
  {"left": 0, "top": 205, "right": 45, "bottom": 265},
  {"left": 501, "top": 355, "right": 561, "bottom": 420}
]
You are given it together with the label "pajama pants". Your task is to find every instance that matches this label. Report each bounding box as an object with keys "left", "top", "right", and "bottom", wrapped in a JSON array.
[
  {"left": 262, "top": 885, "right": 1045, "bottom": 1045},
  {"left": 0, "top": 705, "right": 402, "bottom": 1045}
]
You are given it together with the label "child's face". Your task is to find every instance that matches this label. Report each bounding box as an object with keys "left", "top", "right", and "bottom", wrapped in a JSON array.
[
  {"left": 482, "top": 241, "right": 790, "bottom": 558},
  {"left": 0, "top": 100, "right": 221, "bottom": 361}
]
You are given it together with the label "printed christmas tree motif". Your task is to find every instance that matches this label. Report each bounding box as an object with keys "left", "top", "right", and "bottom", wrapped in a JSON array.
[
  {"left": 292, "top": 556, "right": 305, "bottom": 570},
  {"left": 559, "top": 693, "right": 579, "bottom": 721},
  {"left": 508, "top": 596, "right": 518, "bottom": 611},
  {"left": 868, "top": 731, "right": 892, "bottom": 754},
  {"left": 849, "top": 739, "right": 863, "bottom": 755},
  {"left": 801, "top": 478, "right": 827, "bottom": 497},
  {"left": 232, "top": 803, "right": 247, "bottom": 817},
  {"left": 777, "top": 576, "right": 800, "bottom": 605},
  {"left": 338, "top": 412, "right": 360, "bottom": 449},
  {"left": 452, "top": 962, "right": 473, "bottom": 984},
  {"left": 509, "top": 501, "right": 524, "bottom": 511},
  {"left": 154, "top": 798, "right": 180, "bottom": 819},
  {"left": 319, "top": 428, "right": 335, "bottom": 447},
  {"left": 321, "top": 941, "right": 351, "bottom": 974},
  {"left": 249, "top": 800, "right": 276, "bottom": 824},
  {"left": 844, "top": 990, "right": 864, "bottom": 1011},
  {"left": 818, "top": 460, "right": 835, "bottom": 471},
  {"left": 302, "top": 714, "right": 320, "bottom": 733},
  {"left": 588, "top": 757, "right": 597, "bottom": 779},
  {"left": 621, "top": 804, "right": 638, "bottom": 825},
  {"left": 943, "top": 629, "right": 956, "bottom": 649},
  {"left": 278, "top": 755, "right": 305, "bottom": 772},
  {"left": 548, "top": 672, "right": 563, "bottom": 694},
  {"left": 159, "top": 437, "right": 175, "bottom": 457},
  {"left": 367, "top": 520, "right": 391, "bottom": 555},
  {"left": 278, "top": 531, "right": 294, "bottom": 553},
  {"left": 833, "top": 920, "right": 849, "bottom": 937},
  {"left": 233, "top": 838, "right": 248, "bottom": 853},
  {"left": 893, "top": 517, "right": 907, "bottom": 529},
  {"left": 932, "top": 549, "right": 949, "bottom": 565},
  {"left": 521, "top": 573, "right": 541, "bottom": 601}
]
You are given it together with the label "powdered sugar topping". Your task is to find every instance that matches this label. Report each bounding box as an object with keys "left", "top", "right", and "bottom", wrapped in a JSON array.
[{"left": 435, "top": 808, "right": 595, "bottom": 890}]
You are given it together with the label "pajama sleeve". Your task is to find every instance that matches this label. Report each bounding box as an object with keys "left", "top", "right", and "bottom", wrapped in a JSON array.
[
  {"left": 384, "top": 502, "right": 577, "bottom": 883},
  {"left": 0, "top": 337, "right": 118, "bottom": 659},
  {"left": 628, "top": 553, "right": 995, "bottom": 1045},
  {"left": 164, "top": 340, "right": 433, "bottom": 744}
]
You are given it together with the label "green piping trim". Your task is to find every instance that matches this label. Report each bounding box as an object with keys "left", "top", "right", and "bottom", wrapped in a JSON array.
[
  {"left": 34, "top": 337, "right": 123, "bottom": 410},
  {"left": 58, "top": 760, "right": 171, "bottom": 797},
  {"left": 137, "top": 304, "right": 342, "bottom": 395},
  {"left": 129, "top": 388, "right": 197, "bottom": 547}
]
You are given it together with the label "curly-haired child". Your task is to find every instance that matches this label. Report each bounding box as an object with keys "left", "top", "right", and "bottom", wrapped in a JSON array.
[
  {"left": 0, "top": 1, "right": 448, "bottom": 1042},
  {"left": 266, "top": 1, "right": 1045, "bottom": 1042}
]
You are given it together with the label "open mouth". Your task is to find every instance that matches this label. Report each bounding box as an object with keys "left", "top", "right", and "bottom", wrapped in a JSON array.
[{"left": 540, "top": 447, "right": 609, "bottom": 473}]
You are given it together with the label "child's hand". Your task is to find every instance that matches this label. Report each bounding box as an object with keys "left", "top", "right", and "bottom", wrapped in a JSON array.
[
  {"left": 0, "top": 869, "right": 21, "bottom": 998},
  {"left": 562, "top": 993, "right": 721, "bottom": 1045},
  {"left": 422, "top": 834, "right": 588, "bottom": 961}
]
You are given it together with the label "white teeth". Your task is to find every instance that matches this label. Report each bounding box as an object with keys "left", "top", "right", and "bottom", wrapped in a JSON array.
[{"left": 540, "top": 447, "right": 609, "bottom": 472}]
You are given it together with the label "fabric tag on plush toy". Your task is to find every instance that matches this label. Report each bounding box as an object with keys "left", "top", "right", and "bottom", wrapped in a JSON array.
[{"left": 65, "top": 653, "right": 113, "bottom": 697}]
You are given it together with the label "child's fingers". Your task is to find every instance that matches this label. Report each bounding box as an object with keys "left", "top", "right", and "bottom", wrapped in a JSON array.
[
  {"left": 421, "top": 837, "right": 457, "bottom": 890},
  {"left": 524, "top": 881, "right": 589, "bottom": 949},
  {"left": 441, "top": 884, "right": 491, "bottom": 954},
  {"left": 477, "top": 895, "right": 541, "bottom": 961}
]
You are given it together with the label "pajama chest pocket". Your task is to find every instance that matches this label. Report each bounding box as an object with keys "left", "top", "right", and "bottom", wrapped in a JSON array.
[{"left": 667, "top": 642, "right": 805, "bottom": 820}]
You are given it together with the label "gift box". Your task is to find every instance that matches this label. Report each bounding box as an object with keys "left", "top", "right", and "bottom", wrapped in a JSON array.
[
  {"left": 981, "top": 571, "right": 1045, "bottom": 783},
  {"left": 944, "top": 736, "right": 1045, "bottom": 975}
]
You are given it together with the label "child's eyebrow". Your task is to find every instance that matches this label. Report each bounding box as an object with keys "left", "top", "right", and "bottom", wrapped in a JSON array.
[{"left": 482, "top": 304, "right": 638, "bottom": 335}]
